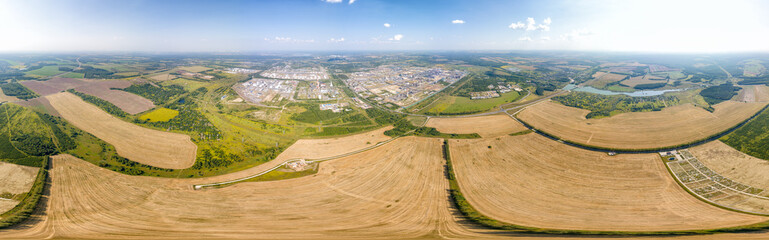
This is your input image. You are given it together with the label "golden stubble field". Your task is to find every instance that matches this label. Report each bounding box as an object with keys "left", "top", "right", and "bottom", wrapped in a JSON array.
[
  {"left": 449, "top": 133, "right": 767, "bottom": 231},
  {"left": 188, "top": 127, "right": 393, "bottom": 185},
  {"left": 0, "top": 162, "right": 38, "bottom": 214},
  {"left": 0, "top": 138, "right": 508, "bottom": 239},
  {"left": 45, "top": 92, "right": 197, "bottom": 169},
  {"left": 425, "top": 115, "right": 527, "bottom": 138},
  {"left": 691, "top": 141, "right": 769, "bottom": 190},
  {"left": 517, "top": 100, "right": 768, "bottom": 149}
]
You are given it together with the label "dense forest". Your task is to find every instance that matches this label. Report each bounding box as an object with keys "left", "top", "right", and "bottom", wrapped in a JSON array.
[
  {"left": 0, "top": 83, "right": 38, "bottom": 100},
  {"left": 699, "top": 83, "right": 741, "bottom": 105},
  {"left": 553, "top": 92, "right": 678, "bottom": 118},
  {"left": 121, "top": 83, "right": 186, "bottom": 105}
]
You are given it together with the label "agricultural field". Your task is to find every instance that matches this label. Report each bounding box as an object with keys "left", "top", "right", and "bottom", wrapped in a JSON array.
[
  {"left": 58, "top": 72, "right": 85, "bottom": 78},
  {"left": 668, "top": 148, "right": 769, "bottom": 214},
  {"left": 0, "top": 162, "right": 38, "bottom": 214},
  {"left": 45, "top": 92, "right": 197, "bottom": 169},
  {"left": 587, "top": 71, "right": 627, "bottom": 89},
  {"left": 449, "top": 133, "right": 767, "bottom": 231},
  {"left": 20, "top": 77, "right": 154, "bottom": 114},
  {"left": 692, "top": 141, "right": 769, "bottom": 191},
  {"left": 421, "top": 91, "right": 522, "bottom": 115},
  {"left": 0, "top": 139, "right": 501, "bottom": 239},
  {"left": 721, "top": 104, "right": 769, "bottom": 160},
  {"left": 517, "top": 100, "right": 768, "bottom": 150},
  {"left": 24, "top": 65, "right": 64, "bottom": 77},
  {"left": 621, "top": 75, "right": 667, "bottom": 88},
  {"left": 741, "top": 60, "right": 766, "bottom": 77},
  {"left": 139, "top": 108, "right": 179, "bottom": 122},
  {"left": 149, "top": 73, "right": 177, "bottom": 81},
  {"left": 176, "top": 66, "right": 212, "bottom": 73},
  {"left": 425, "top": 114, "right": 526, "bottom": 138},
  {"left": 73, "top": 80, "right": 155, "bottom": 114}
]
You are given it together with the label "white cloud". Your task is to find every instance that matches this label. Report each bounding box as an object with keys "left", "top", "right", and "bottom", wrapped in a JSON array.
[
  {"left": 510, "top": 17, "right": 551, "bottom": 31},
  {"left": 389, "top": 34, "right": 404, "bottom": 41},
  {"left": 560, "top": 29, "right": 595, "bottom": 41},
  {"left": 348, "top": 0, "right": 356, "bottom": 4},
  {"left": 526, "top": 18, "right": 537, "bottom": 31},
  {"left": 383, "top": 23, "right": 391, "bottom": 28},
  {"left": 329, "top": 37, "right": 345, "bottom": 42},
  {"left": 508, "top": 22, "right": 525, "bottom": 29},
  {"left": 324, "top": 0, "right": 342, "bottom": 3},
  {"left": 518, "top": 36, "right": 532, "bottom": 41},
  {"left": 540, "top": 36, "right": 551, "bottom": 41},
  {"left": 452, "top": 19, "right": 465, "bottom": 24}
]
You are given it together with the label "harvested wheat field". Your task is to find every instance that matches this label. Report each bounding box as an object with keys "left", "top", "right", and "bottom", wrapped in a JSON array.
[
  {"left": 0, "top": 162, "right": 38, "bottom": 214},
  {"left": 190, "top": 127, "right": 393, "bottom": 185},
  {"left": 426, "top": 115, "right": 527, "bottom": 138},
  {"left": 449, "top": 133, "right": 767, "bottom": 231},
  {"left": 73, "top": 80, "right": 155, "bottom": 114},
  {"left": 621, "top": 75, "right": 667, "bottom": 88},
  {"left": 20, "top": 77, "right": 87, "bottom": 96},
  {"left": 691, "top": 141, "right": 769, "bottom": 190},
  {"left": 0, "top": 88, "right": 20, "bottom": 102},
  {"left": 0, "top": 139, "right": 503, "bottom": 239},
  {"left": 736, "top": 85, "right": 769, "bottom": 103},
  {"left": 15, "top": 97, "right": 59, "bottom": 116},
  {"left": 45, "top": 92, "right": 196, "bottom": 169},
  {"left": 587, "top": 71, "right": 627, "bottom": 88},
  {"left": 517, "top": 100, "right": 768, "bottom": 149}
]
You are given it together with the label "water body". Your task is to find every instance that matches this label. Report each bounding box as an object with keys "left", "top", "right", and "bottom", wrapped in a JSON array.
[{"left": 563, "top": 84, "right": 685, "bottom": 97}]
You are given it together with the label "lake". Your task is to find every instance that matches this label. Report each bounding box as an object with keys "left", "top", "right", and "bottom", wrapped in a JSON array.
[{"left": 562, "top": 84, "right": 685, "bottom": 97}]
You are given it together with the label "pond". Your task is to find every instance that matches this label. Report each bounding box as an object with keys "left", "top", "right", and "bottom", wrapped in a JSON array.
[{"left": 562, "top": 84, "right": 685, "bottom": 97}]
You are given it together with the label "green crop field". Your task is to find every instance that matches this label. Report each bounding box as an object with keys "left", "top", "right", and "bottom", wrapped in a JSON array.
[
  {"left": 25, "top": 65, "right": 64, "bottom": 77},
  {"left": 59, "top": 72, "right": 85, "bottom": 78},
  {"left": 423, "top": 91, "right": 521, "bottom": 115},
  {"left": 721, "top": 106, "right": 769, "bottom": 160},
  {"left": 139, "top": 108, "right": 179, "bottom": 122}
]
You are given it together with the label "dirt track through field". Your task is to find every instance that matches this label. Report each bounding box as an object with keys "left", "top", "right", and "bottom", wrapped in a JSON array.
[
  {"left": 449, "top": 133, "right": 767, "bottom": 231},
  {"left": 426, "top": 114, "right": 527, "bottom": 138},
  {"left": 45, "top": 92, "right": 196, "bottom": 169},
  {"left": 517, "top": 100, "right": 768, "bottom": 149},
  {"left": 0, "top": 139, "right": 507, "bottom": 239}
]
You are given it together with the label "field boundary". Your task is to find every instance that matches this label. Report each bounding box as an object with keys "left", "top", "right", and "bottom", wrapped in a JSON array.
[
  {"left": 665, "top": 150, "right": 769, "bottom": 216},
  {"left": 442, "top": 139, "right": 769, "bottom": 235},
  {"left": 513, "top": 102, "right": 769, "bottom": 153},
  {"left": 193, "top": 134, "right": 404, "bottom": 189},
  {"left": 0, "top": 157, "right": 49, "bottom": 229}
]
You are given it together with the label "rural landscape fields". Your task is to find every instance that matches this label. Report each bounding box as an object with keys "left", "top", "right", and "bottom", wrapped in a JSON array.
[{"left": 2, "top": 52, "right": 769, "bottom": 239}]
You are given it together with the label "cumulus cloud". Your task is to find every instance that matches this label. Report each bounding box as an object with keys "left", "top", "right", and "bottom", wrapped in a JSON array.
[
  {"left": 349, "top": 0, "right": 356, "bottom": 4},
  {"left": 383, "top": 23, "right": 391, "bottom": 28},
  {"left": 324, "top": 0, "right": 342, "bottom": 3},
  {"left": 508, "top": 22, "right": 525, "bottom": 30},
  {"left": 452, "top": 19, "right": 465, "bottom": 24},
  {"left": 518, "top": 36, "right": 532, "bottom": 41},
  {"left": 560, "top": 29, "right": 595, "bottom": 41},
  {"left": 510, "top": 17, "right": 551, "bottom": 31},
  {"left": 328, "top": 37, "right": 345, "bottom": 42},
  {"left": 540, "top": 36, "right": 551, "bottom": 41},
  {"left": 389, "top": 34, "right": 404, "bottom": 41}
]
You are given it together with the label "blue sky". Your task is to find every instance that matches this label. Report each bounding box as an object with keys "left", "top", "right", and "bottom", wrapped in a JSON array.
[{"left": 1, "top": 0, "right": 768, "bottom": 52}]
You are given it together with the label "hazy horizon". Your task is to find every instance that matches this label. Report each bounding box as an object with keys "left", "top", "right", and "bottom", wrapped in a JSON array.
[{"left": 1, "top": 0, "right": 768, "bottom": 53}]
